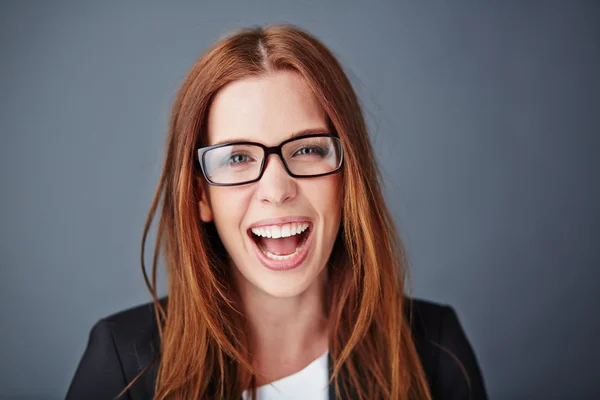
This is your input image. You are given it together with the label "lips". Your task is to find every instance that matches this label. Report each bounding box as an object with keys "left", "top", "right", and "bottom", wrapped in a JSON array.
[{"left": 246, "top": 219, "right": 313, "bottom": 271}]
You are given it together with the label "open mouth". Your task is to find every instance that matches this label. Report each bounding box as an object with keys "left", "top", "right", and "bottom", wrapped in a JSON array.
[{"left": 248, "top": 221, "right": 312, "bottom": 265}]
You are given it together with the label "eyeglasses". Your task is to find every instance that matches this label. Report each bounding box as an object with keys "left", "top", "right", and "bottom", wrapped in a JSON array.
[{"left": 196, "top": 134, "right": 344, "bottom": 186}]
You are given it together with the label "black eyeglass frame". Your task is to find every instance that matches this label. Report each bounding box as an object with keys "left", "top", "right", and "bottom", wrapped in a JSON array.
[{"left": 196, "top": 133, "right": 344, "bottom": 187}]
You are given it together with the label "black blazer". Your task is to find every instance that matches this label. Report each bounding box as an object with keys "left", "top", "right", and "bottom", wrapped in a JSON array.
[{"left": 66, "top": 298, "right": 487, "bottom": 400}]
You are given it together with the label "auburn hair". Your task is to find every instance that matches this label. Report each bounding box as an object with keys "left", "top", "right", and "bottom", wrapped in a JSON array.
[{"left": 131, "top": 25, "right": 432, "bottom": 400}]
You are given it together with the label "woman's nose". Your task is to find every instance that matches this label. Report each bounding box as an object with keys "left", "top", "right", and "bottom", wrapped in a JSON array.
[{"left": 255, "top": 154, "right": 297, "bottom": 206}]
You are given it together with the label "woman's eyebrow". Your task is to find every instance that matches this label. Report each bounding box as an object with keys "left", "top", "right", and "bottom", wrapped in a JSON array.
[
  {"left": 288, "top": 127, "right": 330, "bottom": 139},
  {"left": 211, "top": 127, "right": 330, "bottom": 146}
]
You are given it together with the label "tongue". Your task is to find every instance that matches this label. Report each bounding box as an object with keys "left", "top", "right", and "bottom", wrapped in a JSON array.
[{"left": 258, "top": 234, "right": 302, "bottom": 255}]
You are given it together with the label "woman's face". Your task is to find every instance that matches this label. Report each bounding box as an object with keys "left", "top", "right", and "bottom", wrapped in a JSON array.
[{"left": 199, "top": 70, "right": 342, "bottom": 299}]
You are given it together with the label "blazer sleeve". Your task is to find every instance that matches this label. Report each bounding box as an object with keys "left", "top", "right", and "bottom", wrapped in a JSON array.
[
  {"left": 433, "top": 306, "right": 488, "bottom": 400},
  {"left": 66, "top": 319, "right": 130, "bottom": 400}
]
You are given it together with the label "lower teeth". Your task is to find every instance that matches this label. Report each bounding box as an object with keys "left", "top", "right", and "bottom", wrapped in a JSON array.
[{"left": 261, "top": 246, "right": 301, "bottom": 261}]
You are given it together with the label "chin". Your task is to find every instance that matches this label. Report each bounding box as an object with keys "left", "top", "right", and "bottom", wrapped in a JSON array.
[
  {"left": 250, "top": 272, "right": 323, "bottom": 299},
  {"left": 236, "top": 257, "right": 327, "bottom": 300}
]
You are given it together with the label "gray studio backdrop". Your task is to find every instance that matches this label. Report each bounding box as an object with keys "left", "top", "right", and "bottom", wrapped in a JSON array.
[{"left": 1, "top": 1, "right": 598, "bottom": 399}]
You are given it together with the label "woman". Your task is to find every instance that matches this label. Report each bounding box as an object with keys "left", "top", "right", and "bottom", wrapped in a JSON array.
[{"left": 67, "top": 25, "right": 487, "bottom": 400}]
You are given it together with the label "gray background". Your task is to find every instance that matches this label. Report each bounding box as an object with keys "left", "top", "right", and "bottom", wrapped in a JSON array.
[{"left": 1, "top": 1, "right": 598, "bottom": 399}]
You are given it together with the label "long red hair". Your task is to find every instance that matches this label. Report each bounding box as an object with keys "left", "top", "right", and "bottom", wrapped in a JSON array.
[{"left": 134, "top": 25, "right": 432, "bottom": 399}]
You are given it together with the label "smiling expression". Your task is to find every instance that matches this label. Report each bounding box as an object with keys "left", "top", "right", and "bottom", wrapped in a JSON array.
[{"left": 198, "top": 70, "right": 343, "bottom": 298}]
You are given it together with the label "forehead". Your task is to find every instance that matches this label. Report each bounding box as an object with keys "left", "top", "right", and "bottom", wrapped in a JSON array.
[{"left": 206, "top": 70, "right": 327, "bottom": 146}]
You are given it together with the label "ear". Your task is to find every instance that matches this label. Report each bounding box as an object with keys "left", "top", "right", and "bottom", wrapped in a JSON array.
[{"left": 197, "top": 177, "right": 214, "bottom": 222}]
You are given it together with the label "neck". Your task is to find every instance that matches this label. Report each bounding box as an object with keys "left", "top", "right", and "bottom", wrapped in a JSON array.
[{"left": 233, "top": 267, "right": 329, "bottom": 385}]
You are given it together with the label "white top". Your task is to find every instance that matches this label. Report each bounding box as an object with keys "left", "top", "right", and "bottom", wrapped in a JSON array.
[{"left": 242, "top": 350, "right": 329, "bottom": 400}]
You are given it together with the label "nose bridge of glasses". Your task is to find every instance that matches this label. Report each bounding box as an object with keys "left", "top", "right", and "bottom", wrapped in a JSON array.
[{"left": 261, "top": 146, "right": 291, "bottom": 177}]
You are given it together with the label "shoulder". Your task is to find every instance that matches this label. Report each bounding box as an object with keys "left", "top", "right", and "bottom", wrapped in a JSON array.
[
  {"left": 102, "top": 297, "right": 165, "bottom": 345},
  {"left": 66, "top": 299, "right": 165, "bottom": 400},
  {"left": 102, "top": 298, "right": 166, "bottom": 385},
  {"left": 406, "top": 297, "right": 488, "bottom": 400}
]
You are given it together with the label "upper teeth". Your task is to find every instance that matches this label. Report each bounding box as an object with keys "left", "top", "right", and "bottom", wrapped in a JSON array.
[{"left": 251, "top": 222, "right": 310, "bottom": 239}]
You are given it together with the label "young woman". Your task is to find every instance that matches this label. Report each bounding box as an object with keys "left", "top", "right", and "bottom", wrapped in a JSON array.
[{"left": 67, "top": 25, "right": 487, "bottom": 400}]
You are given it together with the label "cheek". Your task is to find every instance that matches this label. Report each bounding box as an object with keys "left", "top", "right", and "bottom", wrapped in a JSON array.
[
  {"left": 303, "top": 175, "right": 343, "bottom": 221},
  {"left": 209, "top": 187, "right": 251, "bottom": 239}
]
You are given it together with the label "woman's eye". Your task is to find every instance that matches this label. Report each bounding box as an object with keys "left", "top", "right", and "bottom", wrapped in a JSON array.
[
  {"left": 230, "top": 154, "right": 249, "bottom": 164},
  {"left": 294, "top": 146, "right": 327, "bottom": 157},
  {"left": 221, "top": 153, "right": 253, "bottom": 167}
]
